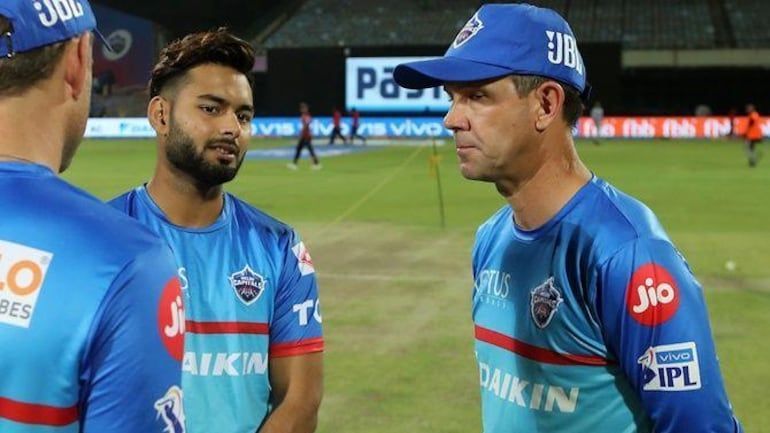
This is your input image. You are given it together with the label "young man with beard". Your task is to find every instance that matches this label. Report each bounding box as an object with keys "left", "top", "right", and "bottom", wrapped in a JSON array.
[
  {"left": 0, "top": 1, "right": 184, "bottom": 432},
  {"left": 109, "top": 29, "right": 323, "bottom": 433},
  {"left": 395, "top": 4, "right": 742, "bottom": 433}
]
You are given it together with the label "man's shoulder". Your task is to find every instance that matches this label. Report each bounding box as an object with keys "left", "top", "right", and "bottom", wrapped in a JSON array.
[
  {"left": 228, "top": 193, "right": 295, "bottom": 239},
  {"left": 74, "top": 192, "right": 166, "bottom": 258},
  {"left": 480, "top": 205, "right": 511, "bottom": 228},
  {"left": 583, "top": 178, "right": 671, "bottom": 258},
  {"left": 21, "top": 181, "right": 166, "bottom": 263}
]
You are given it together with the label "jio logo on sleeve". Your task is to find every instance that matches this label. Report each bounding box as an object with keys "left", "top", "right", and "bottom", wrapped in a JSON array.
[
  {"left": 158, "top": 277, "right": 185, "bottom": 361},
  {"left": 626, "top": 263, "right": 680, "bottom": 326}
]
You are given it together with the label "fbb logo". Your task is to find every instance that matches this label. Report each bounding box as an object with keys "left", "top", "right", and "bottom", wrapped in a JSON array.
[
  {"left": 158, "top": 278, "right": 185, "bottom": 361},
  {"left": 0, "top": 240, "right": 53, "bottom": 328},
  {"left": 626, "top": 263, "right": 680, "bottom": 326}
]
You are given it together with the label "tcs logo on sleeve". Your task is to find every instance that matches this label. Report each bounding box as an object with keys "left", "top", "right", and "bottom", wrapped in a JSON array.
[
  {"left": 0, "top": 240, "right": 53, "bottom": 328},
  {"left": 626, "top": 263, "right": 680, "bottom": 326},
  {"left": 158, "top": 278, "right": 185, "bottom": 361}
]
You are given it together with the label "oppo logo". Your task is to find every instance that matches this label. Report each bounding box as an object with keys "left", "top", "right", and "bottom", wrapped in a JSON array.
[{"left": 33, "top": 0, "right": 85, "bottom": 28}]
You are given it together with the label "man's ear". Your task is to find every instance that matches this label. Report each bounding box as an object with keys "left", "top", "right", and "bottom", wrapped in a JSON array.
[
  {"left": 148, "top": 96, "right": 170, "bottom": 135},
  {"left": 63, "top": 33, "right": 92, "bottom": 101},
  {"left": 533, "top": 81, "right": 565, "bottom": 132}
]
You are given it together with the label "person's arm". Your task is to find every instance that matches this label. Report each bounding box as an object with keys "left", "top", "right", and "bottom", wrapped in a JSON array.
[
  {"left": 259, "top": 353, "right": 323, "bottom": 433},
  {"left": 79, "top": 242, "right": 185, "bottom": 433},
  {"left": 260, "top": 231, "right": 324, "bottom": 433},
  {"left": 597, "top": 237, "right": 742, "bottom": 433}
]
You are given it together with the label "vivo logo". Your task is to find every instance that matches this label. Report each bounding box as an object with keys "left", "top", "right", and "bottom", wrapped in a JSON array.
[
  {"left": 34, "top": 0, "right": 84, "bottom": 28},
  {"left": 546, "top": 31, "right": 583, "bottom": 75},
  {"left": 656, "top": 348, "right": 693, "bottom": 364}
]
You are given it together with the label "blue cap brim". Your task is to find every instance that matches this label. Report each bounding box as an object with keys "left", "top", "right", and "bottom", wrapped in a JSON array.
[{"left": 394, "top": 56, "right": 514, "bottom": 89}]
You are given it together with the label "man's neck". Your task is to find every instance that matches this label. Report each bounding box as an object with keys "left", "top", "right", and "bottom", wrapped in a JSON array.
[
  {"left": 0, "top": 96, "right": 64, "bottom": 172},
  {"left": 497, "top": 140, "right": 592, "bottom": 231},
  {"left": 146, "top": 166, "right": 225, "bottom": 228}
]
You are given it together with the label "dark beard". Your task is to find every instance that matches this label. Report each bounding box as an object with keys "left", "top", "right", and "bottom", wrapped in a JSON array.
[{"left": 165, "top": 120, "right": 243, "bottom": 189}]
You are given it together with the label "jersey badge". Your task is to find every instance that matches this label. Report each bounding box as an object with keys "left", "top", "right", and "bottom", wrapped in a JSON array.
[
  {"left": 626, "top": 263, "right": 680, "bottom": 326},
  {"left": 530, "top": 276, "right": 563, "bottom": 329},
  {"left": 291, "top": 242, "right": 315, "bottom": 276},
  {"left": 229, "top": 265, "right": 266, "bottom": 306},
  {"left": 0, "top": 239, "right": 53, "bottom": 328},
  {"left": 637, "top": 342, "right": 701, "bottom": 391},
  {"left": 453, "top": 12, "right": 484, "bottom": 48},
  {"left": 154, "top": 385, "right": 185, "bottom": 433}
]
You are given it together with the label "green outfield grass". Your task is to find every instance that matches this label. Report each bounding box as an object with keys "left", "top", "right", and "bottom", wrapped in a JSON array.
[{"left": 65, "top": 137, "right": 770, "bottom": 432}]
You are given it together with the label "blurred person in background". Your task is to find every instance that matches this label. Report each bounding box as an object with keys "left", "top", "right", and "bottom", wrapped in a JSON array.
[
  {"left": 348, "top": 107, "right": 367, "bottom": 145},
  {"left": 744, "top": 104, "right": 763, "bottom": 167},
  {"left": 110, "top": 29, "right": 324, "bottom": 433},
  {"left": 395, "top": 4, "right": 743, "bottom": 433},
  {"left": 288, "top": 102, "right": 321, "bottom": 169},
  {"left": 0, "top": 1, "right": 184, "bottom": 432},
  {"left": 590, "top": 101, "right": 604, "bottom": 145},
  {"left": 328, "top": 106, "right": 346, "bottom": 145}
]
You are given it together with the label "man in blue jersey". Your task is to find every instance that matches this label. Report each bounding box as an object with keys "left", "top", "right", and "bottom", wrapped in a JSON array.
[
  {"left": 0, "top": 1, "right": 184, "bottom": 432},
  {"left": 110, "top": 29, "right": 323, "bottom": 433},
  {"left": 395, "top": 4, "right": 742, "bottom": 433}
]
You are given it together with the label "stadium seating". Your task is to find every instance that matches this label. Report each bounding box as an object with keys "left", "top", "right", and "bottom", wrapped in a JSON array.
[
  {"left": 264, "top": 0, "right": 768, "bottom": 49},
  {"left": 724, "top": 0, "right": 770, "bottom": 47}
]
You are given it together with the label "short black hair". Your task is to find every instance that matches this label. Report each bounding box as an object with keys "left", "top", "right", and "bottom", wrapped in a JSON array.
[{"left": 149, "top": 28, "right": 255, "bottom": 98}]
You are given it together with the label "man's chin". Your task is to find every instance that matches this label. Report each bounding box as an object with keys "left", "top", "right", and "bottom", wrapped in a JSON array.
[{"left": 459, "top": 165, "right": 494, "bottom": 183}]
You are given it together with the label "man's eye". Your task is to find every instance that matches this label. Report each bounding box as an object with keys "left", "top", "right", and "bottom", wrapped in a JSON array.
[{"left": 470, "top": 92, "right": 485, "bottom": 100}]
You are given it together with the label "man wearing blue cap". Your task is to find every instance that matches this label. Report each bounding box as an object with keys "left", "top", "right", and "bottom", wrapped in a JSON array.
[
  {"left": 395, "top": 4, "right": 742, "bottom": 433},
  {"left": 0, "top": 1, "right": 184, "bottom": 432}
]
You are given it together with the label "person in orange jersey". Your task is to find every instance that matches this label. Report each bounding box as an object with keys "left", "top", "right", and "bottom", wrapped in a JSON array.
[{"left": 745, "top": 104, "right": 763, "bottom": 167}]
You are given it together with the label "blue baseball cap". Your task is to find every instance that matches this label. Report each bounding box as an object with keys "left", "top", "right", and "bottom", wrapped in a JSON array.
[
  {"left": 394, "top": 3, "right": 591, "bottom": 100},
  {"left": 0, "top": 0, "right": 110, "bottom": 58}
]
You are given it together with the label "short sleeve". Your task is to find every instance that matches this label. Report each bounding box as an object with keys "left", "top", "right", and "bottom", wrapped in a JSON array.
[
  {"left": 597, "top": 237, "right": 742, "bottom": 433},
  {"left": 79, "top": 242, "right": 185, "bottom": 433},
  {"left": 269, "top": 231, "right": 324, "bottom": 358}
]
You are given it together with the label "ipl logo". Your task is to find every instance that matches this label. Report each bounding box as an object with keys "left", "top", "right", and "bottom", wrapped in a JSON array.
[
  {"left": 452, "top": 12, "right": 484, "bottom": 49},
  {"left": 154, "top": 386, "right": 185, "bottom": 433}
]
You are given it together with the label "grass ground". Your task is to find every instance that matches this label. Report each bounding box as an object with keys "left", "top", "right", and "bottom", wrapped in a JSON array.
[{"left": 65, "top": 137, "right": 770, "bottom": 432}]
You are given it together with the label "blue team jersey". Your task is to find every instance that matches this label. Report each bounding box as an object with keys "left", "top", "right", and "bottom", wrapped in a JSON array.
[
  {"left": 0, "top": 162, "right": 184, "bottom": 433},
  {"left": 472, "top": 176, "right": 742, "bottom": 433},
  {"left": 110, "top": 185, "right": 324, "bottom": 433}
]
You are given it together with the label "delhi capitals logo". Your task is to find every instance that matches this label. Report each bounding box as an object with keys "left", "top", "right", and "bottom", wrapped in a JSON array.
[
  {"left": 530, "top": 277, "right": 564, "bottom": 329},
  {"left": 452, "top": 12, "right": 484, "bottom": 48},
  {"left": 154, "top": 386, "right": 185, "bottom": 433},
  {"left": 229, "top": 265, "right": 265, "bottom": 306}
]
